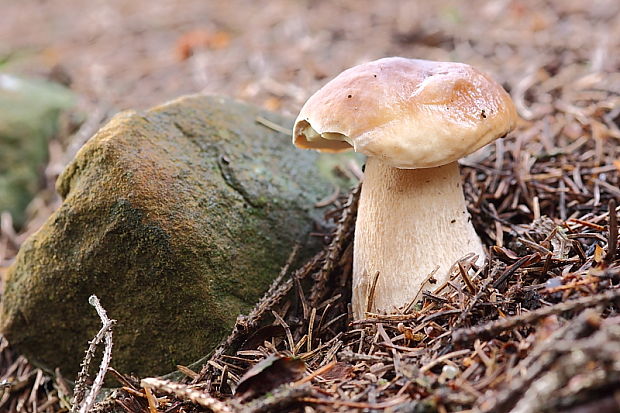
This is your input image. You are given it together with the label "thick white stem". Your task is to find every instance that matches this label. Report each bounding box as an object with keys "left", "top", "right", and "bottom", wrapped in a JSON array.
[{"left": 352, "top": 158, "right": 485, "bottom": 319}]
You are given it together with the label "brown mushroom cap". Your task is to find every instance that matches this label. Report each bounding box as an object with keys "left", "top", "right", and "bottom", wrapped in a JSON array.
[{"left": 293, "top": 57, "right": 518, "bottom": 168}]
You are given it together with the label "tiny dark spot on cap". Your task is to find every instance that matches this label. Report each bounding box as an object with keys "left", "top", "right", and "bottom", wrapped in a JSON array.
[
  {"left": 450, "top": 219, "right": 456, "bottom": 223},
  {"left": 373, "top": 74, "right": 377, "bottom": 78},
  {"left": 481, "top": 109, "right": 487, "bottom": 118},
  {"left": 347, "top": 94, "right": 352, "bottom": 98}
]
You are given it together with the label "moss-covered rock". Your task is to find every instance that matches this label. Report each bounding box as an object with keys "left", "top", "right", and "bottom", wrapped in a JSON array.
[
  {"left": 0, "top": 95, "right": 342, "bottom": 377},
  {"left": 0, "top": 74, "right": 75, "bottom": 227}
]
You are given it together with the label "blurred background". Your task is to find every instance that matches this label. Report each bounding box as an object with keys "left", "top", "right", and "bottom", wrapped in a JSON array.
[{"left": 1, "top": 0, "right": 619, "bottom": 269}]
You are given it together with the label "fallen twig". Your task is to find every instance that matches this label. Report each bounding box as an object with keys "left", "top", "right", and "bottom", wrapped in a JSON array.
[
  {"left": 452, "top": 288, "right": 620, "bottom": 344},
  {"left": 71, "top": 295, "right": 116, "bottom": 413},
  {"left": 141, "top": 378, "right": 234, "bottom": 413}
]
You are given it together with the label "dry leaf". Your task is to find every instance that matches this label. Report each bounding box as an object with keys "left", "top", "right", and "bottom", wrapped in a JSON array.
[{"left": 234, "top": 355, "right": 305, "bottom": 402}]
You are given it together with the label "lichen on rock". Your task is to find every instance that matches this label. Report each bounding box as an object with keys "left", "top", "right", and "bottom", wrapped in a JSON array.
[{"left": 0, "top": 95, "right": 349, "bottom": 377}]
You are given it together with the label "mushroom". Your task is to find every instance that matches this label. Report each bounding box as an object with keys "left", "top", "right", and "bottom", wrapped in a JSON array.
[{"left": 293, "top": 57, "right": 517, "bottom": 319}]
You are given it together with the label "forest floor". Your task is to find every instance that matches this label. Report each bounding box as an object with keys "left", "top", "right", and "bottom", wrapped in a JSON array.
[{"left": 1, "top": 0, "right": 620, "bottom": 412}]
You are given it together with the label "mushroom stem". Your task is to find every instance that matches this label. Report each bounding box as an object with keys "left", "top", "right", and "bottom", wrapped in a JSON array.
[{"left": 352, "top": 157, "right": 485, "bottom": 319}]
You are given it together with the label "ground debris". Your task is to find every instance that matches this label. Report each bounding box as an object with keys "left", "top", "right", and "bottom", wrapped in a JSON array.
[{"left": 1, "top": 0, "right": 620, "bottom": 412}]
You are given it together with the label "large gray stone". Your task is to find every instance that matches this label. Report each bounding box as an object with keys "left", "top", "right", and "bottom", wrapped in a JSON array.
[
  {"left": 0, "top": 74, "right": 75, "bottom": 227},
  {"left": 0, "top": 95, "right": 347, "bottom": 377}
]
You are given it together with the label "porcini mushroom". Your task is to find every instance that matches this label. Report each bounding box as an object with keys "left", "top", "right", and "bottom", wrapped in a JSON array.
[{"left": 293, "top": 57, "right": 517, "bottom": 319}]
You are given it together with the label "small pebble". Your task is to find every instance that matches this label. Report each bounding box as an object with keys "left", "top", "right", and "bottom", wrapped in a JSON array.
[
  {"left": 442, "top": 364, "right": 459, "bottom": 379},
  {"left": 545, "top": 277, "right": 562, "bottom": 289},
  {"left": 362, "top": 372, "right": 377, "bottom": 382}
]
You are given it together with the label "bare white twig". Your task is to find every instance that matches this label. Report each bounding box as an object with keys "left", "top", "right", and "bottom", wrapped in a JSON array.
[{"left": 71, "top": 295, "right": 116, "bottom": 413}]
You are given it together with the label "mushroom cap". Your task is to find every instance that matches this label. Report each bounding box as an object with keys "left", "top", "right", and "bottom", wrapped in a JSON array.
[{"left": 293, "top": 57, "right": 518, "bottom": 169}]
